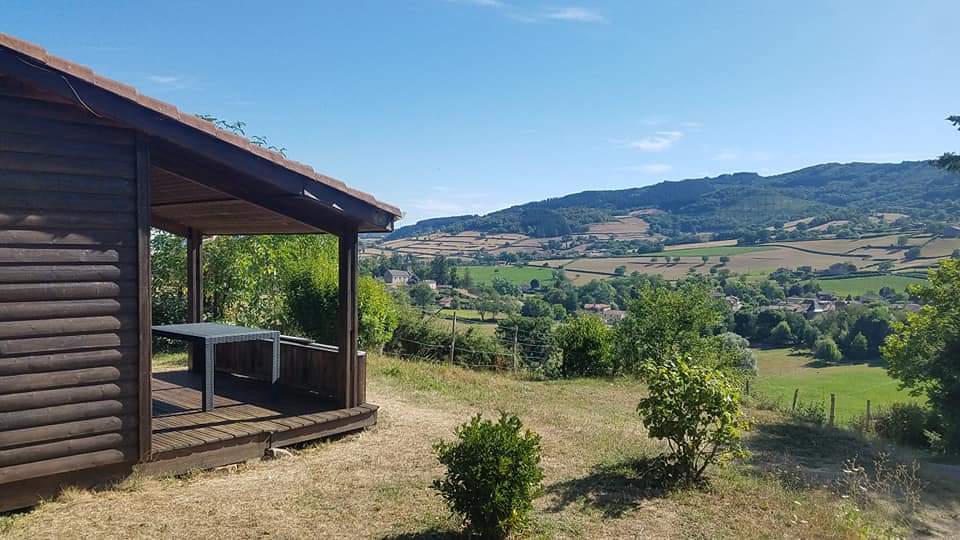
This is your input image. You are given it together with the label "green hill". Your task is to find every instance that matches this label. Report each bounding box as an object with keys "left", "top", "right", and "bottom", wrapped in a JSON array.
[{"left": 389, "top": 161, "right": 959, "bottom": 239}]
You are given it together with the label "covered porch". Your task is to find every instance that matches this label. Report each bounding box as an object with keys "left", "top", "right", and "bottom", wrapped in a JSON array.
[{"left": 137, "top": 89, "right": 400, "bottom": 473}]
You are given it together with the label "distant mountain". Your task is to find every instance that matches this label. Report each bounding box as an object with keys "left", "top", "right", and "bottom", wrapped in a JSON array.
[{"left": 388, "top": 161, "right": 960, "bottom": 240}]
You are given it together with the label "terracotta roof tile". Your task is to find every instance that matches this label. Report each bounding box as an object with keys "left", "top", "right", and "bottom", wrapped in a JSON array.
[{"left": 0, "top": 32, "right": 402, "bottom": 219}]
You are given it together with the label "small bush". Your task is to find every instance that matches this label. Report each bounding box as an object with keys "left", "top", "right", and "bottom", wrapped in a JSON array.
[
  {"left": 637, "top": 354, "right": 747, "bottom": 484},
  {"left": 873, "top": 402, "right": 941, "bottom": 449},
  {"left": 433, "top": 412, "right": 544, "bottom": 539},
  {"left": 794, "top": 400, "right": 827, "bottom": 425}
]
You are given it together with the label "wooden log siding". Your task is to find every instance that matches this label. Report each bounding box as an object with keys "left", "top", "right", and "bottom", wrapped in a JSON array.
[{"left": 0, "top": 83, "right": 142, "bottom": 486}]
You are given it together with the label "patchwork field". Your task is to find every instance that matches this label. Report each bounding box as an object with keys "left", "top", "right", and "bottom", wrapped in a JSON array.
[
  {"left": 752, "top": 348, "right": 921, "bottom": 425},
  {"left": 459, "top": 264, "right": 555, "bottom": 287},
  {"left": 814, "top": 275, "right": 927, "bottom": 297}
]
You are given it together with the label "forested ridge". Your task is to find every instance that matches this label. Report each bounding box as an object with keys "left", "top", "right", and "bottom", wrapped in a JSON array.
[{"left": 389, "top": 161, "right": 960, "bottom": 239}]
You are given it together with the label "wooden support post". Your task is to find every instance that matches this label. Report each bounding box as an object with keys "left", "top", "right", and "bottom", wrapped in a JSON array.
[
  {"left": 449, "top": 313, "right": 457, "bottom": 364},
  {"left": 135, "top": 133, "right": 152, "bottom": 462},
  {"left": 866, "top": 400, "right": 872, "bottom": 428},
  {"left": 792, "top": 388, "right": 799, "bottom": 411},
  {"left": 829, "top": 393, "right": 836, "bottom": 426},
  {"left": 337, "top": 229, "right": 359, "bottom": 409},
  {"left": 186, "top": 228, "right": 203, "bottom": 373},
  {"left": 745, "top": 379, "right": 750, "bottom": 396}
]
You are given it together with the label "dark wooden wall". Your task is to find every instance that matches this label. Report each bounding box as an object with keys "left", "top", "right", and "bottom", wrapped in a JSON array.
[
  {"left": 214, "top": 339, "right": 366, "bottom": 403},
  {"left": 0, "top": 79, "right": 144, "bottom": 499}
]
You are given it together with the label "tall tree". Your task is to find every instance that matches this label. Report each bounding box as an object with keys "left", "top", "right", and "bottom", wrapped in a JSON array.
[{"left": 882, "top": 259, "right": 960, "bottom": 450}]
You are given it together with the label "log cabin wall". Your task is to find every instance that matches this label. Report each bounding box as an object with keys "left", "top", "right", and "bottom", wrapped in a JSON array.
[{"left": 0, "top": 78, "right": 144, "bottom": 505}]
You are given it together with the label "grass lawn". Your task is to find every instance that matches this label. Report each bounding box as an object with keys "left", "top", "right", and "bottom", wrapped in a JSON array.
[
  {"left": 814, "top": 274, "right": 926, "bottom": 297},
  {"left": 434, "top": 310, "right": 499, "bottom": 335},
  {"left": 657, "top": 245, "right": 772, "bottom": 257},
  {"left": 459, "top": 264, "right": 555, "bottom": 287},
  {"left": 753, "top": 348, "right": 922, "bottom": 424},
  {"left": 5, "top": 354, "right": 959, "bottom": 538}
]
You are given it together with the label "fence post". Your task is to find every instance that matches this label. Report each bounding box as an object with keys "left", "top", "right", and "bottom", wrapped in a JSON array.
[
  {"left": 449, "top": 313, "right": 457, "bottom": 364},
  {"left": 512, "top": 326, "right": 519, "bottom": 372},
  {"left": 866, "top": 399, "right": 871, "bottom": 428},
  {"left": 745, "top": 379, "right": 750, "bottom": 396},
  {"left": 792, "top": 388, "right": 799, "bottom": 411},
  {"left": 829, "top": 394, "right": 836, "bottom": 426}
]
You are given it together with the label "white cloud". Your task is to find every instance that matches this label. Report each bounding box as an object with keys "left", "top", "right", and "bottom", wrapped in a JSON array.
[
  {"left": 146, "top": 75, "right": 182, "bottom": 84},
  {"left": 542, "top": 7, "right": 606, "bottom": 23},
  {"left": 447, "top": 1, "right": 606, "bottom": 24},
  {"left": 627, "top": 131, "right": 683, "bottom": 152}
]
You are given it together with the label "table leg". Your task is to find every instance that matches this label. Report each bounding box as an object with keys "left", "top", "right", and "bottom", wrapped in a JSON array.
[
  {"left": 270, "top": 334, "right": 280, "bottom": 400},
  {"left": 203, "top": 341, "right": 215, "bottom": 412}
]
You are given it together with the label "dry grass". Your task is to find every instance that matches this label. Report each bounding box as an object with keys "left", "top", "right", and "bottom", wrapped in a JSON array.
[{"left": 3, "top": 355, "right": 958, "bottom": 539}]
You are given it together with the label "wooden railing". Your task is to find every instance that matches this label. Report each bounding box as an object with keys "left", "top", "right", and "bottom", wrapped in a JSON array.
[{"left": 211, "top": 337, "right": 366, "bottom": 405}]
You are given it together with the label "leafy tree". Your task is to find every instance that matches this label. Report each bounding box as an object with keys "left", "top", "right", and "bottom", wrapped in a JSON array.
[
  {"left": 529, "top": 278, "right": 541, "bottom": 290},
  {"left": 878, "top": 260, "right": 895, "bottom": 271},
  {"left": 719, "top": 332, "right": 757, "bottom": 373},
  {"left": 433, "top": 413, "right": 543, "bottom": 538},
  {"left": 897, "top": 235, "right": 910, "bottom": 247},
  {"left": 637, "top": 354, "right": 747, "bottom": 483},
  {"left": 409, "top": 282, "right": 438, "bottom": 307},
  {"left": 701, "top": 255, "right": 710, "bottom": 264},
  {"left": 491, "top": 275, "right": 521, "bottom": 296},
  {"left": 905, "top": 246, "right": 922, "bottom": 260},
  {"left": 719, "top": 255, "right": 731, "bottom": 265},
  {"left": 553, "top": 315, "right": 613, "bottom": 376},
  {"left": 614, "top": 265, "right": 627, "bottom": 276},
  {"left": 882, "top": 259, "right": 960, "bottom": 450},
  {"left": 769, "top": 321, "right": 794, "bottom": 346},
  {"left": 520, "top": 298, "right": 553, "bottom": 318},
  {"left": 476, "top": 288, "right": 504, "bottom": 321},
  {"left": 614, "top": 284, "right": 727, "bottom": 373},
  {"left": 814, "top": 336, "right": 842, "bottom": 363},
  {"left": 846, "top": 332, "right": 869, "bottom": 359}
]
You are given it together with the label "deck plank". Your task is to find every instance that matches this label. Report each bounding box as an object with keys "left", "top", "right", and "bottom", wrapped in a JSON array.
[{"left": 149, "top": 369, "right": 364, "bottom": 465}]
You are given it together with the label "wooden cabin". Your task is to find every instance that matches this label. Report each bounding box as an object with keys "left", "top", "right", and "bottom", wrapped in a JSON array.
[{"left": 0, "top": 33, "right": 401, "bottom": 511}]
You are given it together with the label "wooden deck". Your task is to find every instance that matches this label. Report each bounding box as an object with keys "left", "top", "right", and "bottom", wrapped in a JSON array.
[{"left": 144, "top": 370, "right": 377, "bottom": 475}]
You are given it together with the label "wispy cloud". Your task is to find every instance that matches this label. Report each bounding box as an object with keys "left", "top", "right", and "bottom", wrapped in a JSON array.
[
  {"left": 146, "top": 75, "right": 182, "bottom": 84},
  {"left": 145, "top": 74, "right": 193, "bottom": 90},
  {"left": 542, "top": 7, "right": 606, "bottom": 23},
  {"left": 447, "top": 1, "right": 606, "bottom": 24},
  {"left": 627, "top": 131, "right": 683, "bottom": 152}
]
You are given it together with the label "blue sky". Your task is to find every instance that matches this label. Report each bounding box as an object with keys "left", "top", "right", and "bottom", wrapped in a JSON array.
[{"left": 5, "top": 1, "right": 959, "bottom": 225}]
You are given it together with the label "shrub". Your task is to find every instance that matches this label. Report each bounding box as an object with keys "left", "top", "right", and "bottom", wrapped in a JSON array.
[
  {"left": 553, "top": 315, "right": 613, "bottom": 376},
  {"left": 433, "top": 413, "right": 544, "bottom": 539},
  {"left": 873, "top": 403, "right": 941, "bottom": 449},
  {"left": 794, "top": 400, "right": 827, "bottom": 425},
  {"left": 637, "top": 354, "right": 747, "bottom": 483},
  {"left": 814, "top": 336, "right": 843, "bottom": 363}
]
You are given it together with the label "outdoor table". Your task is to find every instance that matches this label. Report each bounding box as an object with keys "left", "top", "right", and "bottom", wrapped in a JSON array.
[{"left": 152, "top": 323, "right": 281, "bottom": 412}]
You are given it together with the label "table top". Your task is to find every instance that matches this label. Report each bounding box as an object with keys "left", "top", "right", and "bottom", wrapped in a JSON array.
[{"left": 152, "top": 322, "right": 279, "bottom": 340}]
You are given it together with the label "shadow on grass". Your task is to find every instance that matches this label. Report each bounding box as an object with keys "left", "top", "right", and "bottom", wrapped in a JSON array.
[
  {"left": 544, "top": 456, "right": 688, "bottom": 518},
  {"left": 381, "top": 528, "right": 462, "bottom": 540},
  {"left": 745, "top": 419, "right": 878, "bottom": 476}
]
